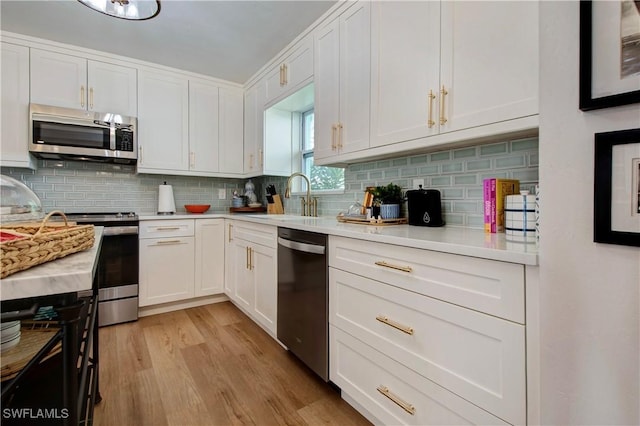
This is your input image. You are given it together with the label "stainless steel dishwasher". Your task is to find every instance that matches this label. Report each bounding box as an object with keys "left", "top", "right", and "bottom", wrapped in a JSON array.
[{"left": 277, "top": 227, "right": 328, "bottom": 381}]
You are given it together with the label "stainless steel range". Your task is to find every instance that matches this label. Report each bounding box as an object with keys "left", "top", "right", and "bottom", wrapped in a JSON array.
[{"left": 66, "top": 212, "right": 139, "bottom": 327}]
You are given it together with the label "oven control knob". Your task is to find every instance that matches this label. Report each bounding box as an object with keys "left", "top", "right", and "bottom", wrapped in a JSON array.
[
  {"left": 128, "top": 212, "right": 136, "bottom": 218},
  {"left": 115, "top": 212, "right": 123, "bottom": 218}
]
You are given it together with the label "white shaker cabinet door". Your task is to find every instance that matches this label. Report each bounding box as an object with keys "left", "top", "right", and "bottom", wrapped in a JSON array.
[
  {"left": 87, "top": 60, "right": 137, "bottom": 116},
  {"left": 338, "top": 1, "right": 370, "bottom": 155},
  {"left": 137, "top": 70, "right": 190, "bottom": 172},
  {"left": 30, "top": 49, "right": 87, "bottom": 110},
  {"left": 313, "top": 18, "right": 340, "bottom": 162},
  {"left": 224, "top": 221, "right": 237, "bottom": 301},
  {"left": 194, "top": 219, "right": 224, "bottom": 297},
  {"left": 314, "top": 1, "right": 371, "bottom": 164},
  {"left": 370, "top": 1, "right": 441, "bottom": 147},
  {"left": 232, "top": 240, "right": 254, "bottom": 313},
  {"left": 243, "top": 82, "right": 262, "bottom": 175},
  {"left": 189, "top": 80, "right": 220, "bottom": 174},
  {"left": 139, "top": 237, "right": 195, "bottom": 306},
  {"left": 251, "top": 243, "right": 277, "bottom": 336},
  {"left": 1, "top": 42, "right": 34, "bottom": 169},
  {"left": 439, "top": 1, "right": 538, "bottom": 133},
  {"left": 218, "top": 87, "right": 244, "bottom": 175}
]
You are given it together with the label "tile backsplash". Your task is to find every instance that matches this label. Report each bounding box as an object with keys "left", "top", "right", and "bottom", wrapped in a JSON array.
[{"left": 1, "top": 136, "right": 537, "bottom": 229}]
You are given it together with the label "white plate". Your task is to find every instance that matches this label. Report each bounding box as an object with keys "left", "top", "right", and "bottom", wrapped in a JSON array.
[
  {"left": 1, "top": 321, "right": 20, "bottom": 339},
  {"left": 0, "top": 333, "right": 20, "bottom": 352}
]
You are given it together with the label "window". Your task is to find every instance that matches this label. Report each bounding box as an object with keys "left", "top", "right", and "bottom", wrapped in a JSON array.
[{"left": 301, "top": 109, "right": 344, "bottom": 191}]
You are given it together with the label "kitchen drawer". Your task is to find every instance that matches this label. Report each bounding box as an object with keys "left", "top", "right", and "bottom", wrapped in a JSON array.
[
  {"left": 329, "top": 235, "right": 524, "bottom": 323},
  {"left": 140, "top": 220, "right": 194, "bottom": 239},
  {"left": 230, "top": 220, "right": 277, "bottom": 249},
  {"left": 330, "top": 268, "right": 526, "bottom": 425},
  {"left": 330, "top": 326, "right": 509, "bottom": 426}
]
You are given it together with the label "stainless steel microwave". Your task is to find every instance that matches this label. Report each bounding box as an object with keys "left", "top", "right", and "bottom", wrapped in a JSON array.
[{"left": 29, "top": 104, "right": 137, "bottom": 164}]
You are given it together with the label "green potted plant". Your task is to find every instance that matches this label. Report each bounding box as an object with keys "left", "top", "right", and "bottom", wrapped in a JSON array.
[{"left": 366, "top": 183, "right": 404, "bottom": 219}]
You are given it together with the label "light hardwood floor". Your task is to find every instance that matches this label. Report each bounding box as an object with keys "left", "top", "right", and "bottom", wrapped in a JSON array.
[{"left": 94, "top": 301, "right": 371, "bottom": 426}]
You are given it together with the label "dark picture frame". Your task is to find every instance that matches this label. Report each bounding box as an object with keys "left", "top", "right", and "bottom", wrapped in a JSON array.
[
  {"left": 594, "top": 128, "right": 640, "bottom": 247},
  {"left": 579, "top": 0, "right": 640, "bottom": 111}
]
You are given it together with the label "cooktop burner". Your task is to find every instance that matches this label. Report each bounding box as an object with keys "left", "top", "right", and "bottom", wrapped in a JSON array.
[{"left": 64, "top": 212, "right": 138, "bottom": 222}]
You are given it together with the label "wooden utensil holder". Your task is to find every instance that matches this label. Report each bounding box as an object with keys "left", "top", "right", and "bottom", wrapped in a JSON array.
[{"left": 267, "top": 195, "right": 284, "bottom": 214}]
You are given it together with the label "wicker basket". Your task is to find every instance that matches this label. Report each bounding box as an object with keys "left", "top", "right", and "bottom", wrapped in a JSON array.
[{"left": 0, "top": 211, "right": 95, "bottom": 279}]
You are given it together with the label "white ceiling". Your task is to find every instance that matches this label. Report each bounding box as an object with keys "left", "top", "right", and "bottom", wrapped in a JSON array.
[{"left": 0, "top": 0, "right": 337, "bottom": 84}]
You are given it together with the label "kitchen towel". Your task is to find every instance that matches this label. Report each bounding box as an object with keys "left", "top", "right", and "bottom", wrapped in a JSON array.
[{"left": 158, "top": 183, "right": 176, "bottom": 214}]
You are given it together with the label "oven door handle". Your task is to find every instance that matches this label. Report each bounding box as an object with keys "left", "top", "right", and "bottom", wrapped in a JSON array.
[
  {"left": 102, "top": 226, "right": 139, "bottom": 236},
  {"left": 278, "top": 237, "right": 325, "bottom": 255}
]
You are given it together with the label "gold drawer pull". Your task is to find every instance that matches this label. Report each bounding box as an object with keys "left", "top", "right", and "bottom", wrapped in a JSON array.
[
  {"left": 156, "top": 240, "right": 182, "bottom": 245},
  {"left": 427, "top": 89, "right": 435, "bottom": 128},
  {"left": 376, "top": 315, "right": 414, "bottom": 335},
  {"left": 377, "top": 385, "right": 416, "bottom": 415},
  {"left": 439, "top": 85, "right": 448, "bottom": 125},
  {"left": 374, "top": 261, "right": 412, "bottom": 273},
  {"left": 155, "top": 226, "right": 180, "bottom": 231}
]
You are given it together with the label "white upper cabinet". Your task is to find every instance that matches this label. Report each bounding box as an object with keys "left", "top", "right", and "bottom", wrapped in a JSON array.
[
  {"left": 30, "top": 49, "right": 137, "bottom": 116},
  {"left": 264, "top": 38, "right": 313, "bottom": 106},
  {"left": 314, "top": 1, "right": 370, "bottom": 164},
  {"left": 137, "top": 71, "right": 243, "bottom": 176},
  {"left": 218, "top": 87, "right": 245, "bottom": 175},
  {"left": 244, "top": 81, "right": 264, "bottom": 175},
  {"left": 370, "top": 1, "right": 538, "bottom": 148},
  {"left": 189, "top": 79, "right": 220, "bottom": 173},
  {"left": 1, "top": 42, "right": 35, "bottom": 169},
  {"left": 439, "top": 1, "right": 538, "bottom": 133},
  {"left": 137, "top": 69, "right": 190, "bottom": 172},
  {"left": 370, "top": 1, "right": 440, "bottom": 147}
]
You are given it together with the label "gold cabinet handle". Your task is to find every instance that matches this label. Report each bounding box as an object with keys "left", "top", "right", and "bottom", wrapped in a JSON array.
[
  {"left": 80, "top": 85, "right": 85, "bottom": 108},
  {"left": 228, "top": 223, "right": 233, "bottom": 242},
  {"left": 279, "top": 64, "right": 284, "bottom": 86},
  {"left": 249, "top": 153, "right": 254, "bottom": 169},
  {"left": 156, "top": 240, "right": 182, "bottom": 245},
  {"left": 138, "top": 146, "right": 143, "bottom": 164},
  {"left": 439, "top": 85, "right": 448, "bottom": 125},
  {"left": 246, "top": 246, "right": 250, "bottom": 269},
  {"left": 377, "top": 385, "right": 416, "bottom": 415},
  {"left": 331, "top": 124, "right": 337, "bottom": 150},
  {"left": 427, "top": 89, "right": 436, "bottom": 128},
  {"left": 259, "top": 148, "right": 263, "bottom": 167},
  {"left": 337, "top": 123, "right": 343, "bottom": 149},
  {"left": 376, "top": 315, "right": 414, "bottom": 335},
  {"left": 89, "top": 87, "right": 94, "bottom": 109},
  {"left": 374, "top": 261, "right": 412, "bottom": 273},
  {"left": 249, "top": 247, "right": 253, "bottom": 270},
  {"left": 155, "top": 226, "right": 181, "bottom": 231},
  {"left": 190, "top": 151, "right": 195, "bottom": 169},
  {"left": 283, "top": 63, "right": 288, "bottom": 85}
]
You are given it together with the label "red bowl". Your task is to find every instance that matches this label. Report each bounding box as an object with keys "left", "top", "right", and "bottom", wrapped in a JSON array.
[{"left": 184, "top": 204, "right": 210, "bottom": 214}]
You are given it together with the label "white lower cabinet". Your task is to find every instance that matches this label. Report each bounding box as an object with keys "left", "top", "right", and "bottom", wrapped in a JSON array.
[
  {"left": 330, "top": 326, "right": 508, "bottom": 426},
  {"left": 226, "top": 220, "right": 278, "bottom": 336},
  {"left": 139, "top": 234, "right": 194, "bottom": 307},
  {"left": 140, "top": 219, "right": 224, "bottom": 307},
  {"left": 329, "top": 236, "right": 527, "bottom": 425},
  {"left": 194, "top": 219, "right": 225, "bottom": 296}
]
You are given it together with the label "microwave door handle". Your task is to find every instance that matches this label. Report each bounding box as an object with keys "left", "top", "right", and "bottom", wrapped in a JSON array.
[{"left": 110, "top": 126, "right": 116, "bottom": 150}]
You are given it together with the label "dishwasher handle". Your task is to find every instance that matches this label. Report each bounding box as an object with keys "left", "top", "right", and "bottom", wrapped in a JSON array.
[{"left": 278, "top": 236, "right": 325, "bottom": 255}]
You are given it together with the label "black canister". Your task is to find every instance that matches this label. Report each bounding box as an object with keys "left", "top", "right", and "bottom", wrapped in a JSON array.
[{"left": 406, "top": 186, "right": 445, "bottom": 227}]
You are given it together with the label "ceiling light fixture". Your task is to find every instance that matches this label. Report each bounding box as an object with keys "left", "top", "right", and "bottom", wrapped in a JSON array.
[{"left": 78, "top": 0, "right": 160, "bottom": 21}]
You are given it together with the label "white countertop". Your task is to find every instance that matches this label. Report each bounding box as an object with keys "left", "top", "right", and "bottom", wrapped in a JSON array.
[
  {"left": 140, "top": 213, "right": 538, "bottom": 265},
  {"left": 0, "top": 227, "right": 103, "bottom": 301}
]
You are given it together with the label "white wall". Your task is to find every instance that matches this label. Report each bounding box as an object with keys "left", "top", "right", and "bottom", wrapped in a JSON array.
[{"left": 539, "top": 2, "right": 640, "bottom": 424}]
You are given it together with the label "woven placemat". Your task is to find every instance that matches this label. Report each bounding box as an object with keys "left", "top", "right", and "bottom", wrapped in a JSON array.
[{"left": 1, "top": 327, "right": 60, "bottom": 381}]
